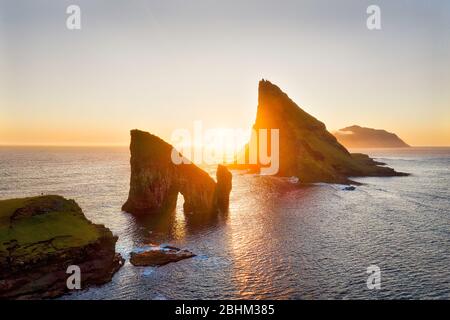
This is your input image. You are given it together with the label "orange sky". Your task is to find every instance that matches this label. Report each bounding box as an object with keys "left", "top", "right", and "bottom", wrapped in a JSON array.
[{"left": 1, "top": 1, "right": 449, "bottom": 147}]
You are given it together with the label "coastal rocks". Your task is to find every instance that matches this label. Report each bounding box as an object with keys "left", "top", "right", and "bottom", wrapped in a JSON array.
[
  {"left": 122, "top": 130, "right": 232, "bottom": 215},
  {"left": 0, "top": 195, "right": 124, "bottom": 299},
  {"left": 334, "top": 125, "right": 410, "bottom": 148},
  {"left": 231, "top": 80, "right": 408, "bottom": 183},
  {"left": 130, "top": 245, "right": 196, "bottom": 267}
]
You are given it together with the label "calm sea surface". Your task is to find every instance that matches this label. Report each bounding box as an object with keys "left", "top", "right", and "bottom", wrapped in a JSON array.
[{"left": 0, "top": 147, "right": 449, "bottom": 299}]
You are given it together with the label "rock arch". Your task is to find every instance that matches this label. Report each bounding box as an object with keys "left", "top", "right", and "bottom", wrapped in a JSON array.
[{"left": 122, "top": 130, "right": 232, "bottom": 215}]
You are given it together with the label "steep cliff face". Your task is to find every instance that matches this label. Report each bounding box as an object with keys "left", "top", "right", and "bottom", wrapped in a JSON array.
[
  {"left": 215, "top": 164, "right": 233, "bottom": 211},
  {"left": 122, "top": 130, "right": 232, "bottom": 215},
  {"left": 334, "top": 125, "right": 410, "bottom": 148},
  {"left": 239, "top": 80, "right": 407, "bottom": 183},
  {"left": 0, "top": 195, "right": 123, "bottom": 299}
]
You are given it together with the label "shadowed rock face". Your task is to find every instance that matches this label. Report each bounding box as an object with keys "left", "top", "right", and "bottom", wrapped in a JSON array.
[
  {"left": 334, "top": 125, "right": 410, "bottom": 148},
  {"left": 235, "top": 80, "right": 408, "bottom": 183},
  {"left": 122, "top": 130, "right": 232, "bottom": 215}
]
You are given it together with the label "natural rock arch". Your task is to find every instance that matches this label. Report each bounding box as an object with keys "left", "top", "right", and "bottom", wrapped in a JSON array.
[{"left": 122, "top": 130, "right": 232, "bottom": 216}]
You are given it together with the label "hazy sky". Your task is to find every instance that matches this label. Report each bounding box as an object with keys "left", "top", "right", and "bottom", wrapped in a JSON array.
[{"left": 1, "top": 0, "right": 449, "bottom": 146}]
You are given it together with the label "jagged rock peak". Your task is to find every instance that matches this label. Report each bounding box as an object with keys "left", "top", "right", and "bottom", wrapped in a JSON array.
[{"left": 242, "top": 80, "right": 408, "bottom": 183}]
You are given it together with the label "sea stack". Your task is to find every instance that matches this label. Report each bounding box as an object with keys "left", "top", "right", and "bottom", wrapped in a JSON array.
[
  {"left": 122, "top": 130, "right": 232, "bottom": 215},
  {"left": 215, "top": 164, "right": 233, "bottom": 211},
  {"left": 234, "top": 80, "right": 407, "bottom": 183}
]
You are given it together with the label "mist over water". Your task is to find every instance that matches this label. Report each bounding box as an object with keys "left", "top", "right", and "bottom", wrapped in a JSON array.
[{"left": 0, "top": 147, "right": 448, "bottom": 299}]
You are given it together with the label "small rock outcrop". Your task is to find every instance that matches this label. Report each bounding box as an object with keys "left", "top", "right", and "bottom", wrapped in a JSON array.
[
  {"left": 229, "top": 80, "right": 408, "bottom": 183},
  {"left": 130, "top": 245, "right": 195, "bottom": 267},
  {"left": 122, "top": 130, "right": 232, "bottom": 215},
  {"left": 0, "top": 195, "right": 124, "bottom": 299},
  {"left": 334, "top": 125, "right": 410, "bottom": 148}
]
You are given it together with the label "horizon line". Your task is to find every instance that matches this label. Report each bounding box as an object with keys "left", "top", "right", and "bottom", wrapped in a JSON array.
[
  {"left": 0, "top": 143, "right": 129, "bottom": 148},
  {"left": 1, "top": 144, "right": 450, "bottom": 148}
]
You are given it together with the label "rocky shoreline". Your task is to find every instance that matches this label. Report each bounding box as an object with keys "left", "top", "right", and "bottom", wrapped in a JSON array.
[{"left": 0, "top": 195, "right": 124, "bottom": 299}]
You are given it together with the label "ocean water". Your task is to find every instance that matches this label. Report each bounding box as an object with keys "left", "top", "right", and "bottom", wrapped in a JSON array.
[{"left": 0, "top": 146, "right": 448, "bottom": 300}]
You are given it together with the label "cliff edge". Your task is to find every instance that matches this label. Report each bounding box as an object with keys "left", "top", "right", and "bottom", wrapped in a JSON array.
[{"left": 0, "top": 195, "right": 123, "bottom": 299}]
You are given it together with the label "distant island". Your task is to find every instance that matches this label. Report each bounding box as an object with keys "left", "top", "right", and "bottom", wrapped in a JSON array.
[{"left": 333, "top": 125, "right": 410, "bottom": 148}]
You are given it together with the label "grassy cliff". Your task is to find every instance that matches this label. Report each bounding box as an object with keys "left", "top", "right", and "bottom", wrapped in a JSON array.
[{"left": 0, "top": 195, "right": 123, "bottom": 299}]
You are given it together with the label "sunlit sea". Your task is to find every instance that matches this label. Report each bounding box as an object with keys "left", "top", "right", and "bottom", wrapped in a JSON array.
[{"left": 0, "top": 147, "right": 449, "bottom": 299}]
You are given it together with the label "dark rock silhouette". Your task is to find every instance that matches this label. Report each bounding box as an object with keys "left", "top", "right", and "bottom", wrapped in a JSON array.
[
  {"left": 122, "top": 130, "right": 232, "bottom": 215},
  {"left": 230, "top": 80, "right": 408, "bottom": 183},
  {"left": 334, "top": 125, "right": 410, "bottom": 148},
  {"left": 215, "top": 164, "right": 232, "bottom": 211},
  {"left": 0, "top": 195, "right": 124, "bottom": 299}
]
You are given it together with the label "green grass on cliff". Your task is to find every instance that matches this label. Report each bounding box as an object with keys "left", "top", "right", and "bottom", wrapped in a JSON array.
[{"left": 0, "top": 196, "right": 101, "bottom": 259}]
